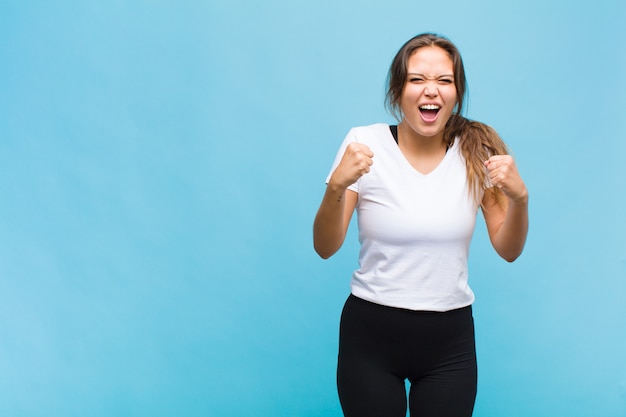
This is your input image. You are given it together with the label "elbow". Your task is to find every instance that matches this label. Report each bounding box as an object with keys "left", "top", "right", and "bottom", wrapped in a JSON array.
[
  {"left": 313, "top": 232, "right": 343, "bottom": 259},
  {"left": 494, "top": 237, "right": 527, "bottom": 263},
  {"left": 502, "top": 254, "right": 520, "bottom": 263},
  {"left": 314, "top": 244, "right": 336, "bottom": 260},
  {"left": 498, "top": 247, "right": 524, "bottom": 263}
]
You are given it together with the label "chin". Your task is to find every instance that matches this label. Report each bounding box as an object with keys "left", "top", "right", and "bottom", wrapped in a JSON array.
[
  {"left": 403, "top": 119, "right": 446, "bottom": 138},
  {"left": 417, "top": 126, "right": 444, "bottom": 138}
]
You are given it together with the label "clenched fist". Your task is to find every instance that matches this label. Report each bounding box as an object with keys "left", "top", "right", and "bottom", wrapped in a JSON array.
[
  {"left": 329, "top": 143, "right": 374, "bottom": 190},
  {"left": 484, "top": 155, "right": 528, "bottom": 203}
]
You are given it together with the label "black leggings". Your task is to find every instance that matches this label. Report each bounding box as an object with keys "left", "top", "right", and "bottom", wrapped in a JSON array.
[{"left": 337, "top": 295, "right": 477, "bottom": 417}]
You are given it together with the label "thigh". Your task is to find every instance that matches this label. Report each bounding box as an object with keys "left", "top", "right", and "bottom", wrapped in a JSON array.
[
  {"left": 408, "top": 359, "right": 477, "bottom": 417},
  {"left": 336, "top": 295, "right": 408, "bottom": 417},
  {"left": 337, "top": 360, "right": 407, "bottom": 417},
  {"left": 407, "top": 308, "right": 477, "bottom": 417}
]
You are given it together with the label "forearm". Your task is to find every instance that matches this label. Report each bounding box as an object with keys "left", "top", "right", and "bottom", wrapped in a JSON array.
[
  {"left": 314, "top": 142, "right": 372, "bottom": 258},
  {"left": 313, "top": 185, "right": 350, "bottom": 259},
  {"left": 492, "top": 195, "right": 529, "bottom": 262}
]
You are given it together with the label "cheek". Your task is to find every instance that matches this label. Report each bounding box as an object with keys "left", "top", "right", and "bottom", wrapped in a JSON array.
[
  {"left": 400, "top": 86, "right": 422, "bottom": 106},
  {"left": 445, "top": 86, "right": 457, "bottom": 101},
  {"left": 444, "top": 89, "right": 458, "bottom": 109}
]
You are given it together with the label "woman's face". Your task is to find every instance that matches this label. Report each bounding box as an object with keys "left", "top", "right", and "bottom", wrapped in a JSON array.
[{"left": 400, "top": 46, "right": 457, "bottom": 139}]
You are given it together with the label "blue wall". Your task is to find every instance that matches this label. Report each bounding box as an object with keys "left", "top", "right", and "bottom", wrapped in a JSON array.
[{"left": 1, "top": 1, "right": 625, "bottom": 416}]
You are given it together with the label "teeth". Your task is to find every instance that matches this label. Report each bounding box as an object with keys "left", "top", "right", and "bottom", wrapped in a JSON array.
[{"left": 420, "top": 104, "right": 440, "bottom": 110}]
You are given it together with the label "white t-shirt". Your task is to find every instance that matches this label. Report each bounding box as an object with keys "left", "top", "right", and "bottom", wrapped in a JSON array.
[{"left": 326, "top": 123, "right": 484, "bottom": 311}]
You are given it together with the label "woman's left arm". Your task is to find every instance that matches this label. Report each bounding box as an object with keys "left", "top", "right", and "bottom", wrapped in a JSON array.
[{"left": 482, "top": 155, "right": 529, "bottom": 262}]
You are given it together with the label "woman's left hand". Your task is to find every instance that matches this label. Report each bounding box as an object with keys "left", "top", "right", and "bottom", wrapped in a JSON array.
[{"left": 484, "top": 155, "right": 528, "bottom": 203}]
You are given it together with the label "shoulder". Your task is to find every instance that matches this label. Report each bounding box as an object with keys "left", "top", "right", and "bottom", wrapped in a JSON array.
[
  {"left": 350, "top": 123, "right": 390, "bottom": 134},
  {"left": 347, "top": 123, "right": 391, "bottom": 144}
]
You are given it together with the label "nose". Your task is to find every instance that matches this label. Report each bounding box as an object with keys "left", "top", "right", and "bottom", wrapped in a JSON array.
[{"left": 423, "top": 82, "right": 438, "bottom": 97}]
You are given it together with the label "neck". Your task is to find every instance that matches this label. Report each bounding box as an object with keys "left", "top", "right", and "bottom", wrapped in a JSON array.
[{"left": 397, "top": 122, "right": 448, "bottom": 154}]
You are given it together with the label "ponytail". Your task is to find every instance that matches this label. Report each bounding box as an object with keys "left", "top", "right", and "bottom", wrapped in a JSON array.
[{"left": 445, "top": 115, "right": 509, "bottom": 206}]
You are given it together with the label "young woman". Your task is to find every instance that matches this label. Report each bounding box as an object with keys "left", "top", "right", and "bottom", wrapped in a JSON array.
[{"left": 313, "top": 33, "right": 529, "bottom": 417}]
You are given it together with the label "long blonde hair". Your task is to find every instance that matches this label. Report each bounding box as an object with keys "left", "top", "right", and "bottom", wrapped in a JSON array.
[{"left": 385, "top": 33, "right": 509, "bottom": 205}]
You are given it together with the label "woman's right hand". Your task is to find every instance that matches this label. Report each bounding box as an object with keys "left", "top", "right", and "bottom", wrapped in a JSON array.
[{"left": 328, "top": 143, "right": 374, "bottom": 189}]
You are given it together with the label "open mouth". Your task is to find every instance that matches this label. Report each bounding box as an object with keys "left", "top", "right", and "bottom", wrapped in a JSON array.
[{"left": 419, "top": 104, "right": 440, "bottom": 122}]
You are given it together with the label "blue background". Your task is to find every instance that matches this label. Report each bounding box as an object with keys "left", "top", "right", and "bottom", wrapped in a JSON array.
[{"left": 1, "top": 1, "right": 625, "bottom": 416}]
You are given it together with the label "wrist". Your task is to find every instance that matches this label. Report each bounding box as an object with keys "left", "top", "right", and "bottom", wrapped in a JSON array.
[
  {"left": 327, "top": 183, "right": 347, "bottom": 199},
  {"left": 327, "top": 174, "right": 349, "bottom": 193},
  {"left": 509, "top": 188, "right": 529, "bottom": 205}
]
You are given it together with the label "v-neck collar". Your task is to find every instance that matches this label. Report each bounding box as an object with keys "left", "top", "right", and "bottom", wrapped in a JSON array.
[{"left": 386, "top": 124, "right": 456, "bottom": 178}]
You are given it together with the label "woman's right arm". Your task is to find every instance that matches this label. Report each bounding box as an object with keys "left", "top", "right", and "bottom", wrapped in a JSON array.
[
  {"left": 313, "top": 187, "right": 358, "bottom": 259},
  {"left": 313, "top": 142, "right": 374, "bottom": 259}
]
